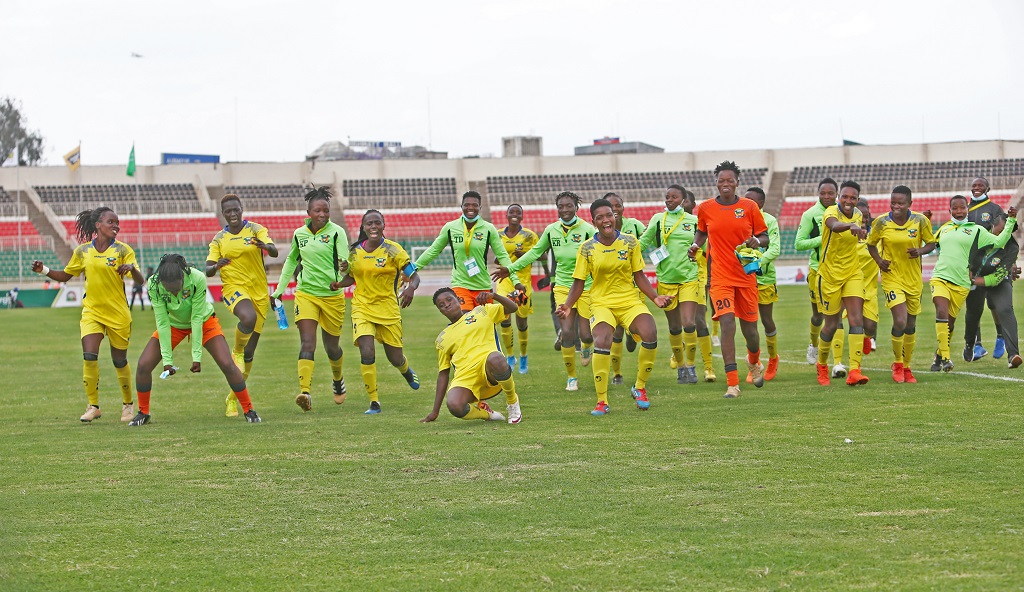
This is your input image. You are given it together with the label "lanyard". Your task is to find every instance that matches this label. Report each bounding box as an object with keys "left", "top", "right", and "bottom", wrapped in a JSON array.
[
  {"left": 662, "top": 212, "right": 685, "bottom": 243},
  {"left": 463, "top": 219, "right": 474, "bottom": 257},
  {"left": 560, "top": 220, "right": 576, "bottom": 239}
]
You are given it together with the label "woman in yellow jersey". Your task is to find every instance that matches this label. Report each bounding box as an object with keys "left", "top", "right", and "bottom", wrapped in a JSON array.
[
  {"left": 683, "top": 190, "right": 717, "bottom": 382},
  {"left": 559, "top": 198, "right": 672, "bottom": 416},
  {"left": 606, "top": 192, "right": 647, "bottom": 383},
  {"left": 496, "top": 203, "right": 541, "bottom": 374},
  {"left": 206, "top": 194, "right": 278, "bottom": 417},
  {"left": 339, "top": 210, "right": 422, "bottom": 415},
  {"left": 33, "top": 207, "right": 144, "bottom": 423},
  {"left": 867, "top": 186, "right": 936, "bottom": 383},
  {"left": 271, "top": 187, "right": 350, "bottom": 412}
]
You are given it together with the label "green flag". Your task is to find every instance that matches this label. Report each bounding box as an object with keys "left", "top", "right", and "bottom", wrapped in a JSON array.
[{"left": 126, "top": 145, "right": 136, "bottom": 177}]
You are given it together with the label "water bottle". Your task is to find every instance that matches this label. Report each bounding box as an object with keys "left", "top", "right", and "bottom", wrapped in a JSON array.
[{"left": 274, "top": 298, "right": 289, "bottom": 330}]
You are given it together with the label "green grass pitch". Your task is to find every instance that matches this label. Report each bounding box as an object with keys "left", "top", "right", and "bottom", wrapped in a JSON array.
[{"left": 2, "top": 284, "right": 1023, "bottom": 590}]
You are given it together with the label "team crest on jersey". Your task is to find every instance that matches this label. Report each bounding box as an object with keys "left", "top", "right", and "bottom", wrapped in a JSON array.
[
  {"left": 243, "top": 236, "right": 255, "bottom": 245},
  {"left": 990, "top": 257, "right": 1001, "bottom": 266},
  {"left": 181, "top": 288, "right": 192, "bottom": 299},
  {"left": 105, "top": 257, "right": 117, "bottom": 267},
  {"left": 571, "top": 234, "right": 583, "bottom": 243},
  {"left": 981, "top": 212, "right": 991, "bottom": 222},
  {"left": 464, "top": 315, "right": 477, "bottom": 324},
  {"left": 617, "top": 250, "right": 628, "bottom": 260},
  {"left": 473, "top": 231, "right": 484, "bottom": 241},
  {"left": 375, "top": 257, "right": 386, "bottom": 268},
  {"left": 318, "top": 234, "right": 331, "bottom": 244},
  {"left": 734, "top": 208, "right": 745, "bottom": 218},
  {"left": 682, "top": 223, "right": 693, "bottom": 232},
  {"left": 908, "top": 228, "right": 918, "bottom": 238}
]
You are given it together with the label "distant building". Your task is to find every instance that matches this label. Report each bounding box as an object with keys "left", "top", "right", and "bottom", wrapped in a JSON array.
[
  {"left": 306, "top": 141, "right": 447, "bottom": 161},
  {"left": 502, "top": 136, "right": 543, "bottom": 157},
  {"left": 575, "top": 138, "right": 664, "bottom": 156}
]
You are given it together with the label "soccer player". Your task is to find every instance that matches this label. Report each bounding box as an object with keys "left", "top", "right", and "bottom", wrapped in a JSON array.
[
  {"left": 420, "top": 289, "right": 522, "bottom": 424},
  {"left": 795, "top": 178, "right": 846, "bottom": 370},
  {"left": 606, "top": 192, "right": 647, "bottom": 382},
  {"left": 496, "top": 203, "right": 540, "bottom": 374},
  {"left": 639, "top": 184, "right": 701, "bottom": 385},
  {"left": 338, "top": 210, "right": 422, "bottom": 414},
  {"left": 32, "top": 207, "right": 144, "bottom": 423},
  {"left": 745, "top": 187, "right": 782, "bottom": 382},
  {"left": 413, "top": 190, "right": 513, "bottom": 311},
  {"left": 930, "top": 196, "right": 1017, "bottom": 372},
  {"left": 687, "top": 161, "right": 769, "bottom": 398},
  {"left": 867, "top": 187, "right": 935, "bottom": 383},
  {"left": 813, "top": 181, "right": 871, "bottom": 386},
  {"left": 128, "top": 254, "right": 261, "bottom": 426},
  {"left": 493, "top": 191, "right": 596, "bottom": 391},
  {"left": 964, "top": 176, "right": 1007, "bottom": 361},
  {"left": 684, "top": 190, "right": 717, "bottom": 382},
  {"left": 206, "top": 194, "right": 278, "bottom": 417},
  {"left": 559, "top": 198, "right": 673, "bottom": 416},
  {"left": 855, "top": 199, "right": 881, "bottom": 356},
  {"left": 271, "top": 186, "right": 350, "bottom": 412},
  {"left": 965, "top": 212, "right": 1022, "bottom": 369}
]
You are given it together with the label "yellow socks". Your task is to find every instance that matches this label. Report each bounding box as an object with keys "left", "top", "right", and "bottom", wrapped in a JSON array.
[
  {"left": 329, "top": 353, "right": 344, "bottom": 381},
  {"left": 712, "top": 320, "right": 720, "bottom": 338},
  {"left": 462, "top": 403, "right": 491, "bottom": 420},
  {"left": 818, "top": 336, "right": 832, "bottom": 366},
  {"left": 562, "top": 346, "right": 577, "bottom": 378},
  {"left": 518, "top": 328, "right": 529, "bottom": 357},
  {"left": 396, "top": 357, "right": 410, "bottom": 374},
  {"left": 243, "top": 359, "right": 253, "bottom": 380},
  {"left": 636, "top": 342, "right": 657, "bottom": 389},
  {"left": 903, "top": 332, "right": 916, "bottom": 366},
  {"left": 683, "top": 328, "right": 697, "bottom": 366},
  {"left": 114, "top": 363, "right": 132, "bottom": 404},
  {"left": 765, "top": 332, "right": 778, "bottom": 360},
  {"left": 361, "top": 363, "right": 378, "bottom": 402},
  {"left": 610, "top": 339, "right": 623, "bottom": 375},
  {"left": 84, "top": 359, "right": 100, "bottom": 407},
  {"left": 891, "top": 334, "right": 905, "bottom": 364},
  {"left": 500, "top": 324, "right": 514, "bottom": 354},
  {"left": 849, "top": 329, "right": 864, "bottom": 370},
  {"left": 593, "top": 349, "right": 611, "bottom": 403},
  {"left": 233, "top": 328, "right": 252, "bottom": 357},
  {"left": 497, "top": 374, "right": 518, "bottom": 405},
  {"left": 810, "top": 321, "right": 822, "bottom": 347},
  {"left": 698, "top": 333, "right": 714, "bottom": 372},
  {"left": 936, "top": 321, "right": 950, "bottom": 359},
  {"left": 298, "top": 358, "right": 315, "bottom": 393},
  {"left": 832, "top": 328, "right": 846, "bottom": 364},
  {"left": 669, "top": 331, "right": 684, "bottom": 366}
]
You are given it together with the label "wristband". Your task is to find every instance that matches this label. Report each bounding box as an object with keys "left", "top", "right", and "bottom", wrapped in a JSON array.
[{"left": 39, "top": 265, "right": 50, "bottom": 275}]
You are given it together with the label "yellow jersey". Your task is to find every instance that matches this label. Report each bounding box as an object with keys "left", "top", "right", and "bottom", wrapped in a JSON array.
[
  {"left": 348, "top": 238, "right": 413, "bottom": 324},
  {"left": 500, "top": 227, "right": 539, "bottom": 287},
  {"left": 820, "top": 205, "right": 863, "bottom": 284},
  {"left": 866, "top": 212, "right": 934, "bottom": 291},
  {"left": 64, "top": 240, "right": 137, "bottom": 327},
  {"left": 436, "top": 303, "right": 505, "bottom": 372},
  {"left": 572, "top": 232, "right": 645, "bottom": 309},
  {"left": 208, "top": 221, "right": 274, "bottom": 297}
]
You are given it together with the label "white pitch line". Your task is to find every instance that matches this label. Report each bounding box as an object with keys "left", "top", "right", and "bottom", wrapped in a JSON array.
[{"left": 772, "top": 352, "right": 1024, "bottom": 383}]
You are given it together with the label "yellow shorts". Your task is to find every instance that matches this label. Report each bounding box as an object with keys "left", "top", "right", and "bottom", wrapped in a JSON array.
[
  {"left": 757, "top": 283, "right": 778, "bottom": 305},
  {"left": 497, "top": 277, "right": 533, "bottom": 318},
  {"left": 930, "top": 278, "right": 970, "bottom": 319},
  {"left": 816, "top": 274, "right": 864, "bottom": 316},
  {"left": 80, "top": 314, "right": 131, "bottom": 350},
  {"left": 658, "top": 281, "right": 700, "bottom": 311},
  {"left": 293, "top": 291, "right": 346, "bottom": 337},
  {"left": 351, "top": 317, "right": 402, "bottom": 347},
  {"left": 221, "top": 287, "right": 269, "bottom": 334},
  {"left": 862, "top": 282, "right": 879, "bottom": 323},
  {"left": 882, "top": 283, "right": 923, "bottom": 316},
  {"left": 807, "top": 268, "right": 819, "bottom": 304},
  {"left": 448, "top": 356, "right": 501, "bottom": 402},
  {"left": 591, "top": 302, "right": 653, "bottom": 338},
  {"left": 553, "top": 285, "right": 592, "bottom": 319}
]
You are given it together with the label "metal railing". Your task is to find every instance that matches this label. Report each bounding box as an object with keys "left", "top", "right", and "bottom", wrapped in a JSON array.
[{"left": 47, "top": 200, "right": 206, "bottom": 217}]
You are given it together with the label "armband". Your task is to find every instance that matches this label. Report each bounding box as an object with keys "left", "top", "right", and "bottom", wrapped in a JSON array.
[{"left": 403, "top": 263, "right": 416, "bottom": 276}]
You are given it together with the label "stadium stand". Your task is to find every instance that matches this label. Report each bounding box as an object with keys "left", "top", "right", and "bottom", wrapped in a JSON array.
[
  {"left": 342, "top": 178, "right": 457, "bottom": 209},
  {"left": 486, "top": 170, "right": 768, "bottom": 205},
  {"left": 0, "top": 186, "right": 12, "bottom": 204},
  {"left": 785, "top": 158, "right": 1024, "bottom": 194},
  {"left": 36, "top": 184, "right": 202, "bottom": 216},
  {"left": 223, "top": 185, "right": 307, "bottom": 211}
]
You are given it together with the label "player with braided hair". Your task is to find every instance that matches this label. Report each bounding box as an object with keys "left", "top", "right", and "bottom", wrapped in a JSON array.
[
  {"left": 272, "top": 186, "right": 350, "bottom": 412},
  {"left": 128, "top": 254, "right": 261, "bottom": 425},
  {"left": 32, "top": 207, "right": 144, "bottom": 423},
  {"left": 495, "top": 203, "right": 543, "bottom": 374}
]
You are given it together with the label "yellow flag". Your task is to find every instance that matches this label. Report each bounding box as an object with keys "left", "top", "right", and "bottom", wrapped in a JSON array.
[{"left": 63, "top": 145, "right": 81, "bottom": 171}]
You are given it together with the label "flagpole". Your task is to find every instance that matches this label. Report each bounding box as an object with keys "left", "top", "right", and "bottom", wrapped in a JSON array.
[
  {"left": 135, "top": 143, "right": 143, "bottom": 269},
  {"left": 16, "top": 142, "right": 23, "bottom": 286},
  {"left": 77, "top": 140, "right": 83, "bottom": 212}
]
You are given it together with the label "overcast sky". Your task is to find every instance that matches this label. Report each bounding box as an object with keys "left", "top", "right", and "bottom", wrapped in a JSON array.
[{"left": 6, "top": 0, "right": 1023, "bottom": 166}]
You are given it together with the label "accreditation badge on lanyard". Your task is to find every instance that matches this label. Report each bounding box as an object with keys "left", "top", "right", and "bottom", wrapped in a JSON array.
[
  {"left": 652, "top": 213, "right": 684, "bottom": 265},
  {"left": 463, "top": 220, "right": 481, "bottom": 276},
  {"left": 650, "top": 245, "right": 670, "bottom": 265}
]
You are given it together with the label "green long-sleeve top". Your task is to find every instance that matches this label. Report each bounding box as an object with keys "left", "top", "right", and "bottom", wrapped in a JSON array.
[
  {"left": 149, "top": 267, "right": 214, "bottom": 367},
  {"left": 508, "top": 218, "right": 596, "bottom": 289},
  {"left": 638, "top": 210, "right": 698, "bottom": 284},
  {"left": 794, "top": 200, "right": 828, "bottom": 271},
  {"left": 757, "top": 211, "right": 782, "bottom": 286},
  {"left": 413, "top": 217, "right": 513, "bottom": 291},
  {"left": 933, "top": 217, "right": 1017, "bottom": 288},
  {"left": 273, "top": 220, "right": 349, "bottom": 298}
]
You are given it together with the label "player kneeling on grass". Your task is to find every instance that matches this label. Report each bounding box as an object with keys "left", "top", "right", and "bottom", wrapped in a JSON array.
[
  {"left": 129, "top": 254, "right": 261, "bottom": 426},
  {"left": 421, "top": 289, "right": 523, "bottom": 424},
  {"left": 560, "top": 199, "right": 673, "bottom": 416}
]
